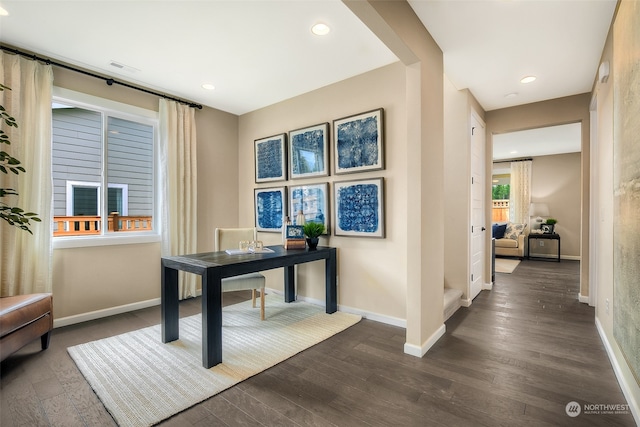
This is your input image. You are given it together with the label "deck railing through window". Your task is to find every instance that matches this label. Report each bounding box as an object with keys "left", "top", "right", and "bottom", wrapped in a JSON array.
[
  {"left": 53, "top": 214, "right": 152, "bottom": 236},
  {"left": 492, "top": 199, "right": 509, "bottom": 222}
]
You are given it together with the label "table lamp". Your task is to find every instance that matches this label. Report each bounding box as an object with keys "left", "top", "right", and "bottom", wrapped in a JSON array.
[{"left": 529, "top": 203, "right": 549, "bottom": 228}]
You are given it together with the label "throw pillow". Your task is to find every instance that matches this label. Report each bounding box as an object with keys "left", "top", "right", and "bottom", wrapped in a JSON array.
[
  {"left": 504, "top": 222, "right": 526, "bottom": 240},
  {"left": 492, "top": 223, "right": 507, "bottom": 239}
]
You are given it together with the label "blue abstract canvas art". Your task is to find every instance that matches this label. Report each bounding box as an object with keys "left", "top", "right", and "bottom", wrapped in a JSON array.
[
  {"left": 334, "top": 178, "right": 384, "bottom": 238},
  {"left": 289, "top": 183, "right": 329, "bottom": 233},
  {"left": 254, "top": 187, "right": 286, "bottom": 232},
  {"left": 289, "top": 123, "right": 329, "bottom": 179},
  {"left": 255, "top": 134, "right": 286, "bottom": 183},
  {"left": 334, "top": 109, "right": 384, "bottom": 174}
]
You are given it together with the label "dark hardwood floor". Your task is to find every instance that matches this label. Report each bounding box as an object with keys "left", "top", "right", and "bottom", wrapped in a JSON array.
[{"left": 1, "top": 260, "right": 635, "bottom": 426}]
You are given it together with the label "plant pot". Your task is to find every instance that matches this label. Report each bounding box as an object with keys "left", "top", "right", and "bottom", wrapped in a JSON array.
[{"left": 306, "top": 237, "right": 319, "bottom": 250}]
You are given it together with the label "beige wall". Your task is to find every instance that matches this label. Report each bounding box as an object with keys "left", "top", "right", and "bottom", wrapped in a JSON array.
[
  {"left": 51, "top": 67, "right": 239, "bottom": 319},
  {"left": 529, "top": 153, "right": 582, "bottom": 258},
  {"left": 486, "top": 94, "right": 591, "bottom": 295},
  {"left": 593, "top": 1, "right": 640, "bottom": 418},
  {"left": 238, "top": 62, "right": 408, "bottom": 322}
]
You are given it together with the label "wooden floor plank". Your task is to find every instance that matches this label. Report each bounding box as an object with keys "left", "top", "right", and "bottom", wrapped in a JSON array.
[{"left": 0, "top": 261, "right": 636, "bottom": 426}]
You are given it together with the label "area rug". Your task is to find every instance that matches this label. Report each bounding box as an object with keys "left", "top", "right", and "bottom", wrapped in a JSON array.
[
  {"left": 67, "top": 295, "right": 361, "bottom": 427},
  {"left": 495, "top": 258, "right": 521, "bottom": 274}
]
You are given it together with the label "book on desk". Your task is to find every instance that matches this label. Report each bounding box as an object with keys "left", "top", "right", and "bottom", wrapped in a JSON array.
[{"left": 284, "top": 225, "right": 306, "bottom": 249}]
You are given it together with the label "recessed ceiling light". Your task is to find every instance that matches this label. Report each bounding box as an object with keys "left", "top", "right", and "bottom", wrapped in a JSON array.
[
  {"left": 0, "top": 6, "right": 9, "bottom": 16},
  {"left": 520, "top": 76, "right": 537, "bottom": 84},
  {"left": 505, "top": 92, "right": 518, "bottom": 98},
  {"left": 202, "top": 83, "right": 215, "bottom": 91},
  {"left": 311, "top": 22, "right": 330, "bottom": 36},
  {"left": 510, "top": 150, "right": 518, "bottom": 154}
]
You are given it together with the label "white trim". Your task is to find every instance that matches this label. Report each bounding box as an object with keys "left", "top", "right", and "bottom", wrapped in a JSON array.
[
  {"left": 404, "top": 324, "right": 446, "bottom": 358},
  {"left": 460, "top": 298, "right": 472, "bottom": 307},
  {"left": 65, "top": 181, "right": 129, "bottom": 216},
  {"left": 595, "top": 317, "right": 640, "bottom": 425},
  {"left": 53, "top": 233, "right": 160, "bottom": 249},
  {"left": 265, "top": 288, "right": 408, "bottom": 328},
  {"left": 528, "top": 254, "right": 581, "bottom": 261},
  {"left": 578, "top": 293, "right": 589, "bottom": 304},
  {"left": 53, "top": 297, "right": 161, "bottom": 328},
  {"left": 482, "top": 282, "right": 493, "bottom": 291},
  {"left": 588, "top": 101, "right": 599, "bottom": 307},
  {"left": 337, "top": 302, "right": 406, "bottom": 328}
]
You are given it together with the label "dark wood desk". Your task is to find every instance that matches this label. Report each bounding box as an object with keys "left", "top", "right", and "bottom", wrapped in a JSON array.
[
  {"left": 527, "top": 233, "right": 561, "bottom": 262},
  {"left": 161, "top": 246, "right": 337, "bottom": 368}
]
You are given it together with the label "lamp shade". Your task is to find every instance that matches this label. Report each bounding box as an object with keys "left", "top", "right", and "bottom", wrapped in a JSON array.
[{"left": 529, "top": 203, "right": 550, "bottom": 217}]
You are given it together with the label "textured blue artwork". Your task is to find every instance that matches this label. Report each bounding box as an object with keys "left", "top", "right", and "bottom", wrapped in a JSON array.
[
  {"left": 256, "top": 190, "right": 284, "bottom": 230},
  {"left": 336, "top": 115, "right": 379, "bottom": 170},
  {"left": 337, "top": 183, "right": 379, "bottom": 233},
  {"left": 256, "top": 137, "right": 284, "bottom": 181},
  {"left": 291, "top": 185, "right": 327, "bottom": 227},
  {"left": 291, "top": 125, "right": 326, "bottom": 177}
]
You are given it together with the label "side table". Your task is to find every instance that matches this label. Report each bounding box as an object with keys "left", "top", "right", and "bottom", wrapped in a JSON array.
[{"left": 527, "top": 233, "right": 561, "bottom": 262}]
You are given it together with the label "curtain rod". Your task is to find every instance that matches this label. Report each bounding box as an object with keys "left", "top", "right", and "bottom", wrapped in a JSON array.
[
  {"left": 1, "top": 45, "right": 203, "bottom": 110},
  {"left": 492, "top": 157, "right": 533, "bottom": 164}
]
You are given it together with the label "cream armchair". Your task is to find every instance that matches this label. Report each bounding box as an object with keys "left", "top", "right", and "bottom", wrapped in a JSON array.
[{"left": 215, "top": 228, "right": 266, "bottom": 320}]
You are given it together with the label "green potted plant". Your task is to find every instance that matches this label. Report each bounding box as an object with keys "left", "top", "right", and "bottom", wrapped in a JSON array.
[{"left": 302, "top": 222, "right": 325, "bottom": 250}]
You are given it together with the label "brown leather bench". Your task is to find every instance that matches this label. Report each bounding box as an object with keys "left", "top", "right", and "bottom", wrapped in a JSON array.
[{"left": 0, "top": 293, "right": 53, "bottom": 362}]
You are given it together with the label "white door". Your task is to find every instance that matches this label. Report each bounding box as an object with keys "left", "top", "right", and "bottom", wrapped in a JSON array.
[{"left": 470, "top": 112, "right": 486, "bottom": 300}]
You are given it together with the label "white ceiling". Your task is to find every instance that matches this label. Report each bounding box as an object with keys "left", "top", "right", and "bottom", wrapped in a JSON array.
[
  {"left": 0, "top": 0, "right": 398, "bottom": 115},
  {"left": 0, "top": 0, "right": 616, "bottom": 120},
  {"left": 409, "top": 0, "right": 616, "bottom": 112}
]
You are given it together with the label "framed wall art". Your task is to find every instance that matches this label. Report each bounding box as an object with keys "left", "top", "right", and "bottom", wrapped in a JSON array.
[
  {"left": 333, "top": 178, "right": 384, "bottom": 238},
  {"left": 289, "top": 182, "right": 329, "bottom": 234},
  {"left": 289, "top": 123, "right": 329, "bottom": 179},
  {"left": 254, "top": 186, "right": 287, "bottom": 232},
  {"left": 333, "top": 108, "right": 384, "bottom": 175},
  {"left": 255, "top": 133, "right": 287, "bottom": 183}
]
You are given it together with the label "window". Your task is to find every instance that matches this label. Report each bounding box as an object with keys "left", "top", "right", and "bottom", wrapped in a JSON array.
[
  {"left": 52, "top": 88, "right": 157, "bottom": 241},
  {"left": 492, "top": 173, "right": 510, "bottom": 222}
]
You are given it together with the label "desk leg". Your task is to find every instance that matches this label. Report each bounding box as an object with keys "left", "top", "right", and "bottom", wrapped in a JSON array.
[
  {"left": 202, "top": 268, "right": 222, "bottom": 368},
  {"left": 284, "top": 265, "right": 295, "bottom": 303},
  {"left": 161, "top": 265, "right": 179, "bottom": 343},
  {"left": 326, "top": 249, "right": 337, "bottom": 314},
  {"left": 557, "top": 237, "right": 561, "bottom": 262}
]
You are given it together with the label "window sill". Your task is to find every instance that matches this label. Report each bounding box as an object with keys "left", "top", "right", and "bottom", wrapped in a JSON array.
[{"left": 53, "top": 233, "right": 161, "bottom": 249}]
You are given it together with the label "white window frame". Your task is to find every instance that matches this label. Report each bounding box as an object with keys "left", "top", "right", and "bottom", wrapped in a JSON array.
[
  {"left": 53, "top": 87, "right": 160, "bottom": 249},
  {"left": 65, "top": 181, "right": 129, "bottom": 216}
]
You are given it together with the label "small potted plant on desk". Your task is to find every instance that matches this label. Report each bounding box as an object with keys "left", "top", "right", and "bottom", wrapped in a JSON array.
[{"left": 303, "top": 222, "right": 325, "bottom": 250}]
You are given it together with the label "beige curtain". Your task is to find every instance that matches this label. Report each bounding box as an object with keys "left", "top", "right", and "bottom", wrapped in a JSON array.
[
  {"left": 0, "top": 52, "right": 53, "bottom": 296},
  {"left": 159, "top": 99, "right": 198, "bottom": 299},
  {"left": 509, "top": 160, "right": 532, "bottom": 226}
]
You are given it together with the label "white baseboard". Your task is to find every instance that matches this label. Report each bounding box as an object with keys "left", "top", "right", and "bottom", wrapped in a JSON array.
[
  {"left": 527, "top": 254, "right": 581, "bottom": 261},
  {"left": 53, "top": 297, "right": 161, "bottom": 328},
  {"left": 267, "top": 288, "right": 408, "bottom": 328},
  {"left": 595, "top": 317, "right": 640, "bottom": 425},
  {"left": 578, "top": 293, "right": 589, "bottom": 304},
  {"left": 482, "top": 282, "right": 493, "bottom": 291},
  {"left": 404, "top": 324, "right": 446, "bottom": 358},
  {"left": 460, "top": 298, "right": 472, "bottom": 307}
]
